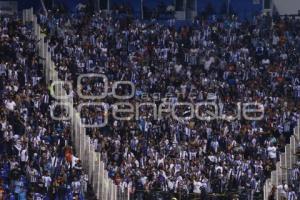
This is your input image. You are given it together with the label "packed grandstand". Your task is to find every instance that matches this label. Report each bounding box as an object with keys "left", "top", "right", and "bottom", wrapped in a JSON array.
[{"left": 0, "top": 1, "right": 300, "bottom": 200}]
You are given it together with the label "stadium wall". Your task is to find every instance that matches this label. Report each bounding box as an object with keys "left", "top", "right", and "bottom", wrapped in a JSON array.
[
  {"left": 11, "top": 0, "right": 265, "bottom": 19},
  {"left": 273, "top": 0, "right": 300, "bottom": 15},
  {"left": 0, "top": 0, "right": 41, "bottom": 10},
  {"left": 109, "top": 0, "right": 263, "bottom": 19}
]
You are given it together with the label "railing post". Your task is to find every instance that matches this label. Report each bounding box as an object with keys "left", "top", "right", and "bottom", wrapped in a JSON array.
[
  {"left": 89, "top": 150, "right": 95, "bottom": 186},
  {"left": 105, "top": 172, "right": 109, "bottom": 200},
  {"left": 82, "top": 131, "right": 88, "bottom": 170},
  {"left": 281, "top": 153, "right": 287, "bottom": 182},
  {"left": 29, "top": 7, "right": 34, "bottom": 22},
  {"left": 285, "top": 144, "right": 291, "bottom": 169},
  {"left": 22, "top": 9, "right": 26, "bottom": 23},
  {"left": 291, "top": 136, "right": 296, "bottom": 164},
  {"left": 264, "top": 180, "right": 267, "bottom": 200},
  {"left": 79, "top": 116, "right": 85, "bottom": 160},
  {"left": 88, "top": 137, "right": 94, "bottom": 183},
  {"left": 33, "top": 15, "right": 38, "bottom": 37},
  {"left": 102, "top": 170, "right": 109, "bottom": 200},
  {"left": 100, "top": 161, "right": 104, "bottom": 199},
  {"left": 274, "top": 163, "right": 279, "bottom": 199},
  {"left": 296, "top": 119, "right": 300, "bottom": 139},
  {"left": 85, "top": 136, "right": 91, "bottom": 172},
  {"left": 95, "top": 153, "right": 101, "bottom": 199}
]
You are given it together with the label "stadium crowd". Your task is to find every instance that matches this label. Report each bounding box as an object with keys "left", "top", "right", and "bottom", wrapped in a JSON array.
[
  {"left": 0, "top": 16, "right": 92, "bottom": 199},
  {"left": 0, "top": 6, "right": 299, "bottom": 200},
  {"left": 39, "top": 8, "right": 300, "bottom": 200},
  {"left": 37, "top": 9, "right": 300, "bottom": 200}
]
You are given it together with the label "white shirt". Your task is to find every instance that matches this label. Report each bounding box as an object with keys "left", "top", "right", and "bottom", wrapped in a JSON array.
[
  {"left": 72, "top": 156, "right": 79, "bottom": 168},
  {"left": 5, "top": 100, "right": 16, "bottom": 111},
  {"left": 20, "top": 149, "right": 28, "bottom": 162},
  {"left": 42, "top": 176, "right": 52, "bottom": 188},
  {"left": 193, "top": 180, "right": 201, "bottom": 193},
  {"left": 72, "top": 181, "right": 81, "bottom": 193},
  {"left": 267, "top": 146, "right": 277, "bottom": 159},
  {"left": 30, "top": 168, "right": 39, "bottom": 183}
]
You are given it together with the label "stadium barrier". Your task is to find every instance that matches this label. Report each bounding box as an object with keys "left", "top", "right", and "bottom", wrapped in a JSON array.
[
  {"left": 22, "top": 8, "right": 129, "bottom": 200},
  {"left": 263, "top": 119, "right": 300, "bottom": 200}
]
